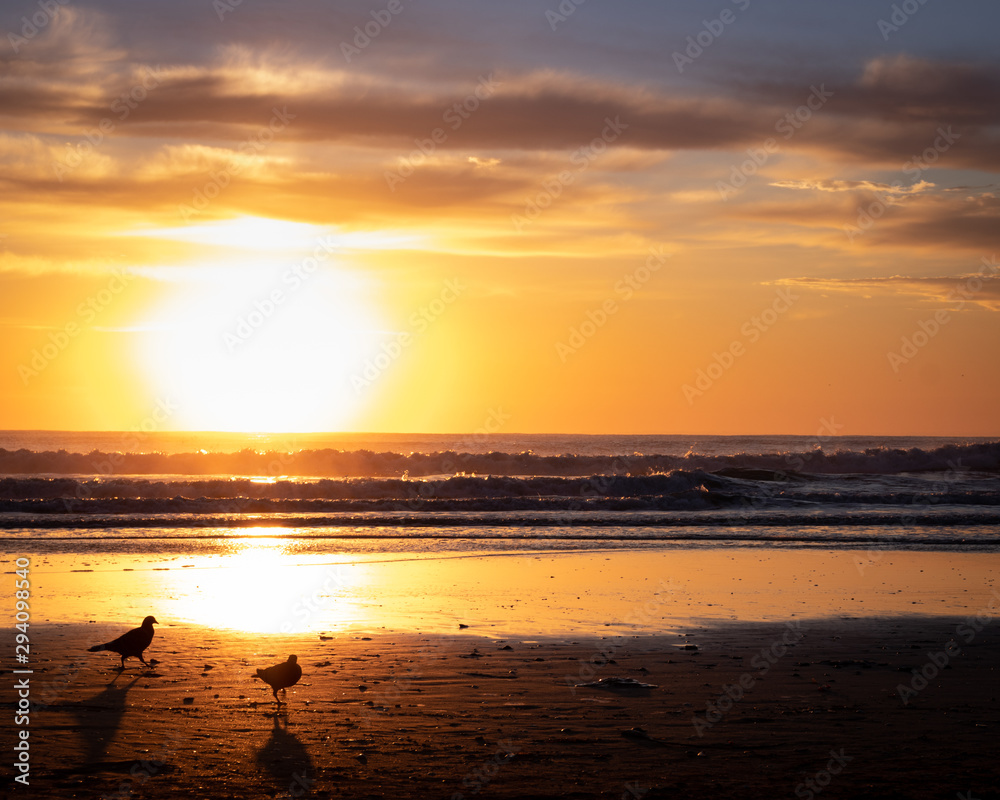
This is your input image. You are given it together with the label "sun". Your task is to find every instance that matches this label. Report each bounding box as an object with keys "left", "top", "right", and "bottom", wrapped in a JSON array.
[{"left": 131, "top": 218, "right": 391, "bottom": 432}]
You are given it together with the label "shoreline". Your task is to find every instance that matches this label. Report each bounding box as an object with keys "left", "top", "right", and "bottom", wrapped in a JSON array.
[{"left": 15, "top": 547, "right": 1000, "bottom": 635}]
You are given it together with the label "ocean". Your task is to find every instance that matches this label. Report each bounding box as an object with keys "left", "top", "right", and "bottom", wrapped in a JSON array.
[{"left": 2, "top": 432, "right": 998, "bottom": 556}]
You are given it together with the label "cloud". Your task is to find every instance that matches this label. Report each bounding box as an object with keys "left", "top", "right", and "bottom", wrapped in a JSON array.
[
  {"left": 1, "top": 6, "right": 127, "bottom": 76},
  {"left": 5, "top": 30, "right": 1000, "bottom": 175},
  {"left": 848, "top": 192, "right": 1000, "bottom": 251},
  {"left": 0, "top": 131, "right": 119, "bottom": 182},
  {"left": 769, "top": 179, "right": 935, "bottom": 195},
  {"left": 3, "top": 5, "right": 999, "bottom": 272},
  {"left": 775, "top": 261, "right": 1000, "bottom": 311},
  {"left": 729, "top": 185, "right": 1000, "bottom": 253},
  {"left": 467, "top": 156, "right": 500, "bottom": 171},
  {"left": 136, "top": 143, "right": 288, "bottom": 180},
  {"left": 854, "top": 54, "right": 1000, "bottom": 126}
]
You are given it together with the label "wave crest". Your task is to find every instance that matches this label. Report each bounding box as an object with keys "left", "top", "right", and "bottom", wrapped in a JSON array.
[{"left": 0, "top": 441, "right": 996, "bottom": 478}]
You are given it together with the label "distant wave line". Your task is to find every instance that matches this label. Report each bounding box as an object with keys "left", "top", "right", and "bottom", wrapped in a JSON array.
[
  {"left": 3, "top": 512, "right": 1000, "bottom": 530},
  {"left": 4, "top": 532, "right": 999, "bottom": 546},
  {"left": 1, "top": 439, "right": 997, "bottom": 477}
]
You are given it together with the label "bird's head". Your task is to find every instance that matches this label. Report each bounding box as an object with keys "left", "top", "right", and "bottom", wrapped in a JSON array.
[
  {"left": 143, "top": 616, "right": 159, "bottom": 627},
  {"left": 288, "top": 655, "right": 297, "bottom": 664}
]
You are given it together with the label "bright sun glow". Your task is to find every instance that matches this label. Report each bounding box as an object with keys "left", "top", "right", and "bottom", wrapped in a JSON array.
[
  {"left": 125, "top": 216, "right": 426, "bottom": 253},
  {"left": 161, "top": 539, "right": 366, "bottom": 633},
  {"left": 126, "top": 217, "right": 330, "bottom": 250},
  {"left": 132, "top": 219, "right": 389, "bottom": 432}
]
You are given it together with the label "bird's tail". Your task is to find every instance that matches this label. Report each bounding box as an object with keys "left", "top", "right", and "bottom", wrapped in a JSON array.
[{"left": 88, "top": 644, "right": 107, "bottom": 652}]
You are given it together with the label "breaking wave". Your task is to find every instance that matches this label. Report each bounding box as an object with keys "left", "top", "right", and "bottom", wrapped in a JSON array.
[
  {"left": 0, "top": 440, "right": 997, "bottom": 478},
  {"left": 2, "top": 440, "right": 997, "bottom": 547}
]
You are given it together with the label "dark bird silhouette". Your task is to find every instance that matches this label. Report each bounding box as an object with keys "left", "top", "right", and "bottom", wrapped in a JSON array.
[
  {"left": 87, "top": 616, "right": 158, "bottom": 670},
  {"left": 255, "top": 655, "right": 302, "bottom": 705}
]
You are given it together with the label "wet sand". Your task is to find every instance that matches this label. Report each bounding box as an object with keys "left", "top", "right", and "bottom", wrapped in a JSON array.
[
  {"left": 5, "top": 548, "right": 1000, "bottom": 798},
  {"left": 8, "top": 617, "right": 1000, "bottom": 799},
  {"left": 21, "top": 546, "right": 1000, "bottom": 634}
]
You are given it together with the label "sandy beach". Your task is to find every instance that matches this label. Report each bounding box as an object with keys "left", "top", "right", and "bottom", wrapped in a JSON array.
[
  {"left": 5, "top": 549, "right": 1000, "bottom": 798},
  {"left": 8, "top": 617, "right": 1000, "bottom": 799}
]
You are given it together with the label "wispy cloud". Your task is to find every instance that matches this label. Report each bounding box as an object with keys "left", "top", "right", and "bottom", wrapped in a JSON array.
[
  {"left": 769, "top": 179, "right": 935, "bottom": 195},
  {"left": 775, "top": 269, "right": 1000, "bottom": 311}
]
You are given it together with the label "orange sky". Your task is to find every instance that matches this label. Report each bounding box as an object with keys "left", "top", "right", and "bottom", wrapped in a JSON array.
[{"left": 1, "top": 1, "right": 998, "bottom": 434}]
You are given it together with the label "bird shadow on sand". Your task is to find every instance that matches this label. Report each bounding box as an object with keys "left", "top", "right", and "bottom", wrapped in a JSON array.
[
  {"left": 254, "top": 711, "right": 315, "bottom": 797},
  {"left": 44, "top": 670, "right": 145, "bottom": 776}
]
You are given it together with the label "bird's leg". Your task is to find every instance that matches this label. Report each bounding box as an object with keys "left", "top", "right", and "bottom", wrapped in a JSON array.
[{"left": 119, "top": 656, "right": 127, "bottom": 671}]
